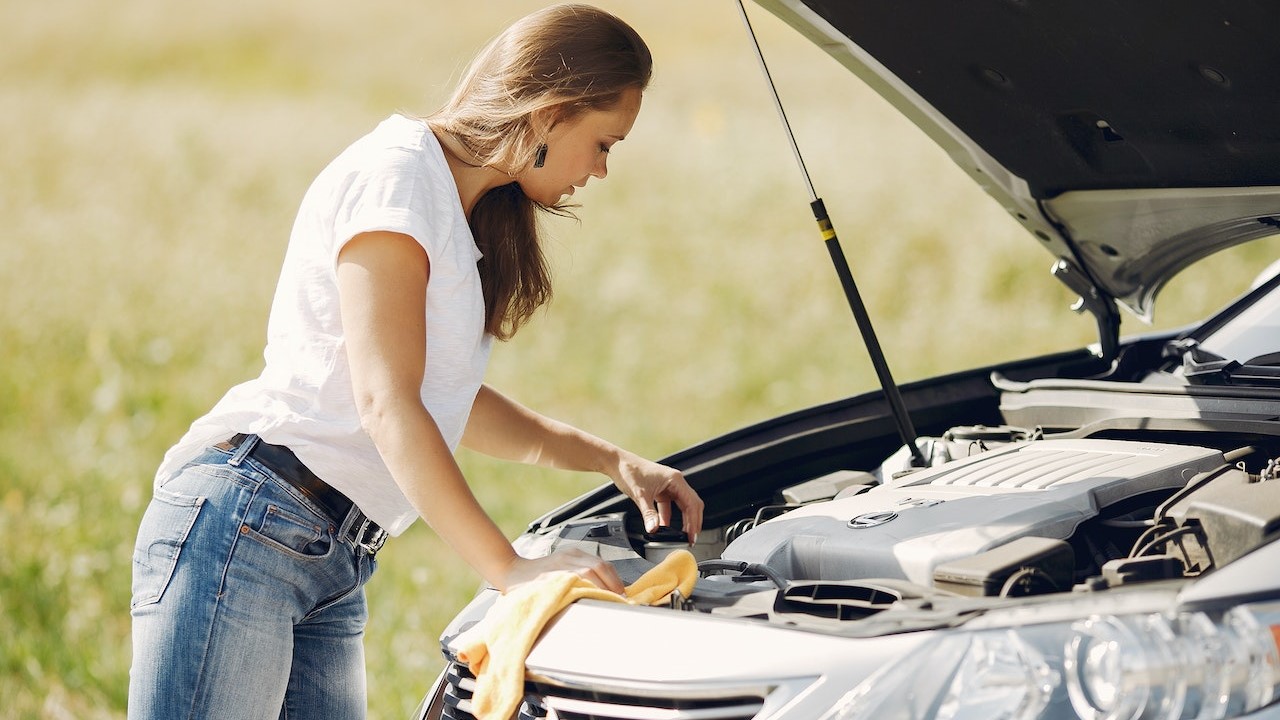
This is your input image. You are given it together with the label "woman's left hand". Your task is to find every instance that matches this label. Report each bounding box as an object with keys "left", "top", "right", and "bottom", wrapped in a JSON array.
[{"left": 612, "top": 453, "right": 704, "bottom": 544}]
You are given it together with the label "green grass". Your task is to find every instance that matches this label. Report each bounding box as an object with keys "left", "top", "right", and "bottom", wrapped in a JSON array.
[{"left": 3, "top": 1, "right": 1277, "bottom": 718}]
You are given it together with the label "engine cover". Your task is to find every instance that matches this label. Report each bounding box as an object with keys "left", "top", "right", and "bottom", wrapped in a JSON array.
[{"left": 721, "top": 439, "right": 1223, "bottom": 586}]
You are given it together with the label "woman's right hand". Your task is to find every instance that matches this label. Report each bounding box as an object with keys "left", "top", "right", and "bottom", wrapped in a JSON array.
[{"left": 500, "top": 549, "right": 625, "bottom": 595}]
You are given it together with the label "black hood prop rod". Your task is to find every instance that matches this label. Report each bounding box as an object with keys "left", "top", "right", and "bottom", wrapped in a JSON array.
[{"left": 736, "top": 0, "right": 927, "bottom": 469}]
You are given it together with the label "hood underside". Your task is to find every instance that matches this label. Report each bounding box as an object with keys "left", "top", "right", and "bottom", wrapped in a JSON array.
[{"left": 754, "top": 0, "right": 1280, "bottom": 323}]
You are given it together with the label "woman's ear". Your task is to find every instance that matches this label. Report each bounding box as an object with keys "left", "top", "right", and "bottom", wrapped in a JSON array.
[{"left": 529, "top": 105, "right": 565, "bottom": 137}]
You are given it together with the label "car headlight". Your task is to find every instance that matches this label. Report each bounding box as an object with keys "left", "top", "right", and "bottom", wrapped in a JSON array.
[{"left": 822, "top": 602, "right": 1280, "bottom": 720}]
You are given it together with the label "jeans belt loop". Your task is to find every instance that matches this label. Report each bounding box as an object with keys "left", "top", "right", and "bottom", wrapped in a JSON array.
[{"left": 227, "top": 433, "right": 260, "bottom": 467}]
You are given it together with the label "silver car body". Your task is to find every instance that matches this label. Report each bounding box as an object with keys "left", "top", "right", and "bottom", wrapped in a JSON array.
[{"left": 418, "top": 2, "right": 1280, "bottom": 718}]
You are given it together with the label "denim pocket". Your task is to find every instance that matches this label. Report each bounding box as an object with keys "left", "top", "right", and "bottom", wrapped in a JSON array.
[
  {"left": 131, "top": 485, "right": 203, "bottom": 609},
  {"left": 244, "top": 503, "right": 333, "bottom": 559}
]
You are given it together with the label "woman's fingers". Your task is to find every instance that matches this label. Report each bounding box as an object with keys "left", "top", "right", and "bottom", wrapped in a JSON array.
[
  {"left": 631, "top": 467, "right": 703, "bottom": 544},
  {"left": 656, "top": 498, "right": 673, "bottom": 529},
  {"left": 507, "top": 549, "right": 626, "bottom": 595},
  {"left": 673, "top": 482, "right": 703, "bottom": 544},
  {"left": 557, "top": 548, "right": 624, "bottom": 594},
  {"left": 578, "top": 562, "right": 625, "bottom": 595}
]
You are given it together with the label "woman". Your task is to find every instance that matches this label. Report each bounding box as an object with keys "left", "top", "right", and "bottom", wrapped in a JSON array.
[{"left": 127, "top": 5, "right": 703, "bottom": 718}]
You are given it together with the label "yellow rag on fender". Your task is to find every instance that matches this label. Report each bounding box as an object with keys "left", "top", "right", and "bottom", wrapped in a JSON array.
[{"left": 450, "top": 549, "right": 698, "bottom": 720}]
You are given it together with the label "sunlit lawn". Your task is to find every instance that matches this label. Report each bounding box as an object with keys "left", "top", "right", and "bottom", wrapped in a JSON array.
[{"left": 3, "top": 1, "right": 1274, "bottom": 717}]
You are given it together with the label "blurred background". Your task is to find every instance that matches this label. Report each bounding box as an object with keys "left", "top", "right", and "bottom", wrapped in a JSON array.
[{"left": 3, "top": 0, "right": 1275, "bottom": 717}]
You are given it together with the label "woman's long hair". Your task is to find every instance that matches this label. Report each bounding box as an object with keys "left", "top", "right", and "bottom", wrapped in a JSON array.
[{"left": 428, "top": 4, "right": 652, "bottom": 340}]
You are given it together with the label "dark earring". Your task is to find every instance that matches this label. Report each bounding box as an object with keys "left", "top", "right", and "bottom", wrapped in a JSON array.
[{"left": 533, "top": 143, "right": 548, "bottom": 168}]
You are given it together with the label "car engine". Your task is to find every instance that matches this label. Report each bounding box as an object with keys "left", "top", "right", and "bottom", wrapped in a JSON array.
[
  {"left": 719, "top": 436, "right": 1231, "bottom": 594},
  {"left": 667, "top": 430, "right": 1280, "bottom": 608}
]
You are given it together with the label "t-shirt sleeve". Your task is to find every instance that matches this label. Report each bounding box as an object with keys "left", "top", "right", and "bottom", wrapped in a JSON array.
[{"left": 329, "top": 144, "right": 443, "bottom": 267}]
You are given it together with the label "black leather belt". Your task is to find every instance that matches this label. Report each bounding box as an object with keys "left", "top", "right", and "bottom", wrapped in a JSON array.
[{"left": 217, "top": 433, "right": 387, "bottom": 555}]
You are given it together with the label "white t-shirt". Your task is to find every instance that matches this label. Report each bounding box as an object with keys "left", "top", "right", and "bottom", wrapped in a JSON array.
[{"left": 156, "top": 115, "right": 492, "bottom": 536}]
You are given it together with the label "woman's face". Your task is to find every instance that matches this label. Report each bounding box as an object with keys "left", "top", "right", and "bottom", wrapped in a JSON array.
[{"left": 518, "top": 87, "right": 642, "bottom": 206}]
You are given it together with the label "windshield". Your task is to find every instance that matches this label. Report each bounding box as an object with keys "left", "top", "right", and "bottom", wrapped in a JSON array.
[{"left": 1197, "top": 259, "right": 1280, "bottom": 365}]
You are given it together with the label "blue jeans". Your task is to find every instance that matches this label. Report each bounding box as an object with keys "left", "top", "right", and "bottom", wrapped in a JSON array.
[{"left": 128, "top": 437, "right": 378, "bottom": 720}]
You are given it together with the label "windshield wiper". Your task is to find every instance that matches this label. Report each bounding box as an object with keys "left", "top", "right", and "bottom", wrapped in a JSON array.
[{"left": 1166, "top": 339, "right": 1280, "bottom": 387}]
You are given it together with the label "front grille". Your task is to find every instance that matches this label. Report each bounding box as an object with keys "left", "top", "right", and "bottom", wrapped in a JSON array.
[
  {"left": 441, "top": 663, "right": 478, "bottom": 720},
  {"left": 441, "top": 662, "right": 767, "bottom": 720}
]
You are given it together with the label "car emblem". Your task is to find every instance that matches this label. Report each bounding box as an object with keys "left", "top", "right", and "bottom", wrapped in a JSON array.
[{"left": 848, "top": 511, "right": 898, "bottom": 529}]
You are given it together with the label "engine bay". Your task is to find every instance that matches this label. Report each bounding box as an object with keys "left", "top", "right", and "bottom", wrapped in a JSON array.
[
  {"left": 721, "top": 437, "right": 1227, "bottom": 591},
  {"left": 513, "top": 341, "right": 1280, "bottom": 633},
  {"left": 536, "top": 419, "right": 1280, "bottom": 628}
]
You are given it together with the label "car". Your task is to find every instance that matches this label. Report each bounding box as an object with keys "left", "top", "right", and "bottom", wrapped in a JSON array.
[{"left": 417, "top": 1, "right": 1280, "bottom": 719}]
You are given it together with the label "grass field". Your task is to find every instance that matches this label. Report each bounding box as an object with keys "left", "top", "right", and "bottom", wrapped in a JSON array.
[{"left": 3, "top": 1, "right": 1276, "bottom": 718}]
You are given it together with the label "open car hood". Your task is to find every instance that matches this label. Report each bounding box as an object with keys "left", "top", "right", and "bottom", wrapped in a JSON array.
[{"left": 754, "top": 0, "right": 1280, "bottom": 333}]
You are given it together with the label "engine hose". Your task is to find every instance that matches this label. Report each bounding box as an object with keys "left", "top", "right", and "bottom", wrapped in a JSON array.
[
  {"left": 744, "top": 563, "right": 791, "bottom": 590},
  {"left": 1000, "top": 567, "right": 1059, "bottom": 597},
  {"left": 723, "top": 518, "right": 755, "bottom": 545},
  {"left": 1223, "top": 445, "right": 1258, "bottom": 463},
  {"left": 696, "top": 559, "right": 790, "bottom": 590},
  {"left": 1133, "top": 525, "right": 1198, "bottom": 558},
  {"left": 697, "top": 559, "right": 749, "bottom": 575}
]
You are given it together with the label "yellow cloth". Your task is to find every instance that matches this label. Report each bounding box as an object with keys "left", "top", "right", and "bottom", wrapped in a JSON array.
[{"left": 450, "top": 549, "right": 698, "bottom": 720}]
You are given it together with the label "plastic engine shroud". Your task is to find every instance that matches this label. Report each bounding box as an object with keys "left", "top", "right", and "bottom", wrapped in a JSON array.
[{"left": 720, "top": 439, "right": 1224, "bottom": 586}]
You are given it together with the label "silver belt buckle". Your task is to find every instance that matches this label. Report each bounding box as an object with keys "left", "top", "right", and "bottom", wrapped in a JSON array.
[{"left": 353, "top": 516, "right": 388, "bottom": 555}]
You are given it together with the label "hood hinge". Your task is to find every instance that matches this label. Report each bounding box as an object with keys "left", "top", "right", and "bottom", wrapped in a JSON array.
[{"left": 1052, "top": 258, "right": 1120, "bottom": 363}]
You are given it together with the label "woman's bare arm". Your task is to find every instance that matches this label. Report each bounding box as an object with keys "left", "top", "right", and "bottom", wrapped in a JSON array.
[
  {"left": 337, "top": 230, "right": 624, "bottom": 592},
  {"left": 463, "top": 382, "right": 703, "bottom": 542}
]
